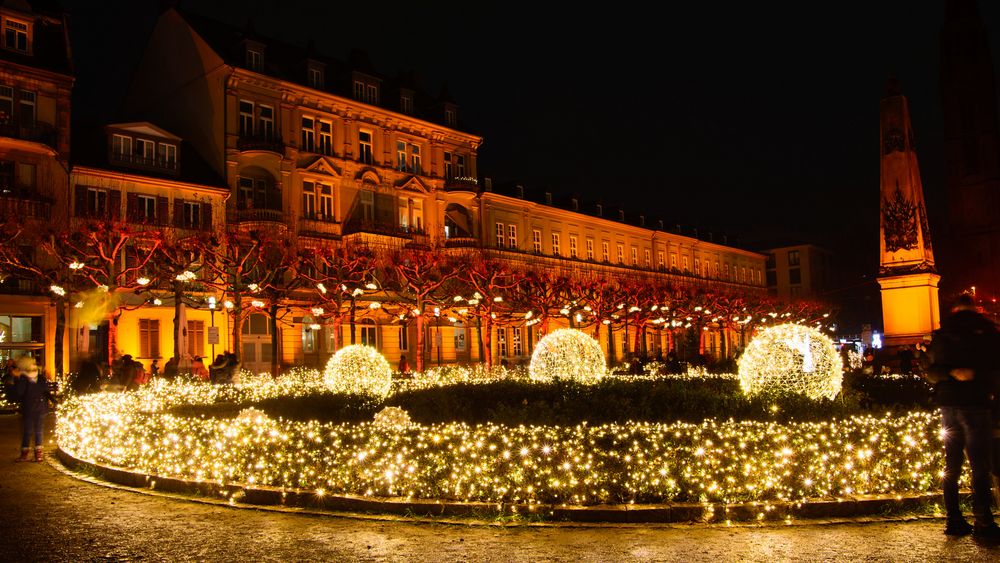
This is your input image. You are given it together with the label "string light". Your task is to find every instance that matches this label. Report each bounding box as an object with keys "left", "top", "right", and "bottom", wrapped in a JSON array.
[
  {"left": 323, "top": 345, "right": 392, "bottom": 397},
  {"left": 738, "top": 323, "right": 843, "bottom": 400},
  {"left": 529, "top": 328, "right": 606, "bottom": 383}
]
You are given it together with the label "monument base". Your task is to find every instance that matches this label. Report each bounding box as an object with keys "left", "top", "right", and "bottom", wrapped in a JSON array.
[{"left": 878, "top": 272, "right": 941, "bottom": 348}]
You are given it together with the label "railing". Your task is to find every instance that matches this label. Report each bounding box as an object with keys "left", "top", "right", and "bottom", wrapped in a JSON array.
[
  {"left": 0, "top": 192, "right": 52, "bottom": 220},
  {"left": 443, "top": 236, "right": 479, "bottom": 248},
  {"left": 299, "top": 212, "right": 338, "bottom": 224},
  {"left": 237, "top": 134, "right": 284, "bottom": 154},
  {"left": 228, "top": 208, "right": 286, "bottom": 224},
  {"left": 444, "top": 177, "right": 478, "bottom": 191},
  {"left": 343, "top": 220, "right": 424, "bottom": 240},
  {"left": 110, "top": 152, "right": 179, "bottom": 173},
  {"left": 0, "top": 121, "right": 58, "bottom": 149},
  {"left": 0, "top": 278, "right": 42, "bottom": 296}
]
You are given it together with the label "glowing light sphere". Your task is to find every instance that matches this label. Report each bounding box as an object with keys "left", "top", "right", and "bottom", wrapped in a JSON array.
[
  {"left": 738, "top": 323, "right": 843, "bottom": 400},
  {"left": 529, "top": 328, "right": 606, "bottom": 383},
  {"left": 323, "top": 344, "right": 392, "bottom": 397}
]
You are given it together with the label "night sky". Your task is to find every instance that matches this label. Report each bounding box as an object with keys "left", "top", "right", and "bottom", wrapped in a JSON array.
[{"left": 62, "top": 1, "right": 1000, "bottom": 312}]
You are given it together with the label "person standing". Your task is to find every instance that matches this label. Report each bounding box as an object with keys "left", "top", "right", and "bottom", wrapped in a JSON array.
[
  {"left": 11, "top": 357, "right": 53, "bottom": 462},
  {"left": 928, "top": 293, "right": 1000, "bottom": 539}
]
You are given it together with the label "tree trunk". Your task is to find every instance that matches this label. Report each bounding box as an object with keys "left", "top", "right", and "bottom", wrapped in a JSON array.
[
  {"left": 482, "top": 315, "right": 493, "bottom": 369},
  {"left": 231, "top": 302, "right": 243, "bottom": 360},
  {"left": 330, "top": 315, "right": 342, "bottom": 353},
  {"left": 173, "top": 285, "right": 183, "bottom": 364},
  {"left": 269, "top": 303, "right": 279, "bottom": 377},
  {"left": 415, "top": 307, "right": 426, "bottom": 372},
  {"left": 349, "top": 296, "right": 357, "bottom": 345},
  {"left": 53, "top": 297, "right": 65, "bottom": 378},
  {"left": 539, "top": 316, "right": 550, "bottom": 338},
  {"left": 607, "top": 323, "right": 615, "bottom": 366}
]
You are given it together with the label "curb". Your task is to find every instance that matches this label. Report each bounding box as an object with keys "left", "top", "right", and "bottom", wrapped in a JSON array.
[{"left": 55, "top": 448, "right": 944, "bottom": 524}]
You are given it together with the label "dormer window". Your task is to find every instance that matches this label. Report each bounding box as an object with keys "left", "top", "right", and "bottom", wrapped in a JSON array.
[
  {"left": 3, "top": 18, "right": 29, "bottom": 54},
  {"left": 444, "top": 109, "right": 456, "bottom": 126},
  {"left": 112, "top": 134, "right": 132, "bottom": 158},
  {"left": 246, "top": 46, "right": 263, "bottom": 71},
  {"left": 596, "top": 203, "right": 603, "bottom": 217},
  {"left": 618, "top": 209, "right": 625, "bottom": 222},
  {"left": 353, "top": 79, "right": 379, "bottom": 104},
  {"left": 157, "top": 143, "right": 177, "bottom": 168},
  {"left": 108, "top": 126, "right": 181, "bottom": 173},
  {"left": 307, "top": 65, "right": 324, "bottom": 89},
  {"left": 400, "top": 94, "right": 413, "bottom": 114}
]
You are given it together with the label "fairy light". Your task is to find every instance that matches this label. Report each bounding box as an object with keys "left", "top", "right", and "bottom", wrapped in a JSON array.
[
  {"left": 174, "top": 271, "right": 196, "bottom": 282},
  {"left": 529, "top": 328, "right": 606, "bottom": 383},
  {"left": 50, "top": 284, "right": 66, "bottom": 296},
  {"left": 137, "top": 277, "right": 150, "bottom": 286},
  {"left": 311, "top": 307, "right": 325, "bottom": 316},
  {"left": 323, "top": 344, "right": 392, "bottom": 397},
  {"left": 68, "top": 261, "right": 84, "bottom": 270},
  {"left": 738, "top": 323, "right": 843, "bottom": 400}
]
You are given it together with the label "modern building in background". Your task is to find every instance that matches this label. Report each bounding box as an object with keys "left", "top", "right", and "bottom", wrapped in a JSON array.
[
  {"left": 0, "top": 0, "right": 72, "bottom": 373},
  {"left": 764, "top": 244, "right": 832, "bottom": 301}
]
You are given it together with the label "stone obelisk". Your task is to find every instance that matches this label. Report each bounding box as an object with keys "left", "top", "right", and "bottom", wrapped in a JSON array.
[{"left": 877, "top": 79, "right": 940, "bottom": 347}]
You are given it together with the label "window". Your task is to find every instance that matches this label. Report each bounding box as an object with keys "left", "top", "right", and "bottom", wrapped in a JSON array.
[
  {"left": 258, "top": 105, "right": 274, "bottom": 140},
  {"left": 112, "top": 134, "right": 132, "bottom": 157},
  {"left": 187, "top": 320, "right": 205, "bottom": 358},
  {"left": 714, "top": 261, "right": 720, "bottom": 277},
  {"left": 352, "top": 81, "right": 378, "bottom": 104},
  {"left": 353, "top": 81, "right": 365, "bottom": 100},
  {"left": 359, "top": 320, "right": 377, "bottom": 348},
  {"left": 139, "top": 319, "right": 160, "bottom": 358},
  {"left": 358, "top": 130, "right": 373, "bottom": 164},
  {"left": 87, "top": 187, "right": 108, "bottom": 217},
  {"left": 511, "top": 327, "right": 523, "bottom": 356},
  {"left": 532, "top": 229, "right": 542, "bottom": 253},
  {"left": 184, "top": 201, "right": 202, "bottom": 229},
  {"left": 766, "top": 253, "right": 776, "bottom": 269},
  {"left": 136, "top": 139, "right": 154, "bottom": 162},
  {"left": 397, "top": 141, "right": 407, "bottom": 171},
  {"left": 410, "top": 144, "right": 421, "bottom": 174},
  {"left": 645, "top": 249, "right": 651, "bottom": 267},
  {"left": 631, "top": 247, "right": 638, "bottom": 265},
  {"left": 398, "top": 325, "right": 409, "bottom": 351},
  {"left": 0, "top": 86, "right": 11, "bottom": 123},
  {"left": 444, "top": 152, "right": 453, "bottom": 178},
  {"left": 301, "top": 116, "right": 315, "bottom": 152},
  {"left": 318, "top": 183, "right": 334, "bottom": 220},
  {"left": 552, "top": 233, "right": 561, "bottom": 256},
  {"left": 0, "top": 315, "right": 40, "bottom": 342},
  {"left": 788, "top": 250, "right": 800, "bottom": 266},
  {"left": 239, "top": 100, "right": 254, "bottom": 136},
  {"left": 724, "top": 263, "right": 730, "bottom": 279},
  {"left": 602, "top": 241, "right": 610, "bottom": 262},
  {"left": 302, "top": 323, "right": 316, "bottom": 353},
  {"left": 400, "top": 94, "right": 413, "bottom": 114},
  {"left": 359, "top": 189, "right": 374, "bottom": 222},
  {"left": 671, "top": 254, "right": 677, "bottom": 269},
  {"left": 18, "top": 91, "right": 34, "bottom": 125},
  {"left": 367, "top": 84, "right": 378, "bottom": 104},
  {"left": 498, "top": 327, "right": 507, "bottom": 358},
  {"left": 658, "top": 251, "right": 665, "bottom": 269},
  {"left": 13, "top": 162, "right": 33, "bottom": 190},
  {"left": 456, "top": 155, "right": 466, "bottom": 177},
  {"left": 695, "top": 258, "right": 701, "bottom": 275},
  {"left": 496, "top": 223, "right": 506, "bottom": 248},
  {"left": 507, "top": 224, "right": 517, "bottom": 249},
  {"left": 445, "top": 109, "right": 456, "bottom": 126},
  {"left": 682, "top": 256, "right": 689, "bottom": 272},
  {"left": 303, "top": 180, "right": 316, "bottom": 218},
  {"left": 586, "top": 239, "right": 595, "bottom": 260},
  {"left": 317, "top": 121, "right": 332, "bottom": 155},
  {"left": 617, "top": 244, "right": 624, "bottom": 264},
  {"left": 136, "top": 195, "right": 156, "bottom": 223},
  {"left": 158, "top": 143, "right": 177, "bottom": 168},
  {"left": 246, "top": 48, "right": 262, "bottom": 71},
  {"left": 4, "top": 18, "right": 29, "bottom": 54},
  {"left": 766, "top": 270, "right": 777, "bottom": 287},
  {"left": 569, "top": 235, "right": 578, "bottom": 258},
  {"left": 789, "top": 268, "right": 802, "bottom": 285},
  {"left": 398, "top": 198, "right": 423, "bottom": 231},
  {"left": 741, "top": 267, "right": 747, "bottom": 283},
  {"left": 307, "top": 67, "right": 323, "bottom": 88}
]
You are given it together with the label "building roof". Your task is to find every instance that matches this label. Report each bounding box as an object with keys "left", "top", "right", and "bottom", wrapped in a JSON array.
[
  {"left": 71, "top": 117, "right": 227, "bottom": 189},
  {"left": 174, "top": 7, "right": 462, "bottom": 129}
]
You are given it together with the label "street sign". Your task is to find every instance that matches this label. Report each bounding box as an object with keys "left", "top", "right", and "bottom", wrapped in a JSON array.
[{"left": 207, "top": 326, "right": 220, "bottom": 345}]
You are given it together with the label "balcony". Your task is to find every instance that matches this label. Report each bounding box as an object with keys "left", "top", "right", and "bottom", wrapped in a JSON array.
[
  {"left": 237, "top": 134, "right": 284, "bottom": 154},
  {"left": 110, "top": 152, "right": 179, "bottom": 174},
  {"left": 0, "top": 120, "right": 58, "bottom": 150},
  {"left": 343, "top": 220, "right": 426, "bottom": 240},
  {"left": 444, "top": 177, "right": 478, "bottom": 192},
  {"left": 0, "top": 277, "right": 42, "bottom": 296},
  {"left": 299, "top": 211, "right": 338, "bottom": 224},
  {"left": 443, "top": 236, "right": 479, "bottom": 248},
  {"left": 0, "top": 190, "right": 52, "bottom": 220},
  {"left": 229, "top": 208, "right": 287, "bottom": 225}
]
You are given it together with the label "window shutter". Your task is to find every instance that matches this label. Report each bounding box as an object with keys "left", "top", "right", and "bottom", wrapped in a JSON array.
[
  {"left": 109, "top": 189, "right": 121, "bottom": 220},
  {"left": 174, "top": 199, "right": 184, "bottom": 227},
  {"left": 202, "top": 203, "right": 212, "bottom": 230},
  {"left": 157, "top": 197, "right": 169, "bottom": 226},
  {"left": 74, "top": 185, "right": 87, "bottom": 216},
  {"left": 127, "top": 192, "right": 138, "bottom": 222}
]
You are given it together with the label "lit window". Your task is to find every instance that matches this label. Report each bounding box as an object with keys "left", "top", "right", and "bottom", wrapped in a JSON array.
[
  {"left": 318, "top": 121, "right": 332, "bottom": 155},
  {"left": 511, "top": 327, "right": 523, "bottom": 356},
  {"left": 301, "top": 116, "right": 315, "bottom": 152},
  {"left": 602, "top": 241, "right": 610, "bottom": 262},
  {"left": 695, "top": 258, "right": 701, "bottom": 274},
  {"left": 552, "top": 233, "right": 561, "bottom": 256},
  {"left": 569, "top": 235, "right": 578, "bottom": 258},
  {"left": 507, "top": 224, "right": 517, "bottom": 249},
  {"left": 644, "top": 249, "right": 651, "bottom": 267},
  {"left": 532, "top": 229, "right": 542, "bottom": 253},
  {"left": 670, "top": 254, "right": 677, "bottom": 269},
  {"left": 682, "top": 256, "right": 689, "bottom": 272},
  {"left": 586, "top": 239, "right": 594, "bottom": 260},
  {"left": 617, "top": 244, "right": 624, "bottom": 264},
  {"left": 631, "top": 247, "right": 637, "bottom": 265},
  {"left": 498, "top": 327, "right": 507, "bottom": 358},
  {"left": 358, "top": 131, "right": 373, "bottom": 164},
  {"left": 139, "top": 319, "right": 160, "bottom": 358},
  {"left": 496, "top": 223, "right": 506, "bottom": 248},
  {"left": 658, "top": 251, "right": 664, "bottom": 269},
  {"left": 788, "top": 250, "right": 800, "bottom": 266}
]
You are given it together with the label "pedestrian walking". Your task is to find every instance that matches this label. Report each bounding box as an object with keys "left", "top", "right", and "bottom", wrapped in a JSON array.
[
  {"left": 927, "top": 293, "right": 1000, "bottom": 539},
  {"left": 11, "top": 357, "right": 54, "bottom": 462}
]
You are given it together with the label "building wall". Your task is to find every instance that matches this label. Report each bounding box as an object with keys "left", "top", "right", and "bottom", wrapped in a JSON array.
[{"left": 765, "top": 244, "right": 831, "bottom": 301}]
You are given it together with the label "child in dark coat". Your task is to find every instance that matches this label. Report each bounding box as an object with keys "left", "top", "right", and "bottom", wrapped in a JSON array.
[{"left": 12, "top": 358, "right": 53, "bottom": 462}]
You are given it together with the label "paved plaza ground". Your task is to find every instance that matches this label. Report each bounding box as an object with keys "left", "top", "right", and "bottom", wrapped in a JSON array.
[{"left": 2, "top": 414, "right": 1000, "bottom": 562}]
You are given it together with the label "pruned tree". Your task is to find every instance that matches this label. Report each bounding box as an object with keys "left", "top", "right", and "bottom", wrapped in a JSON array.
[
  {"left": 146, "top": 231, "right": 210, "bottom": 369},
  {"left": 254, "top": 237, "right": 310, "bottom": 376},
  {"left": 302, "top": 243, "right": 377, "bottom": 353},
  {"left": 387, "top": 248, "right": 460, "bottom": 372},
  {"left": 512, "top": 268, "right": 571, "bottom": 338},
  {"left": 454, "top": 253, "right": 519, "bottom": 369}
]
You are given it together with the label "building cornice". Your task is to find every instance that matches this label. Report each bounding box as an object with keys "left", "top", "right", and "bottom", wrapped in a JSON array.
[{"left": 71, "top": 165, "right": 229, "bottom": 196}]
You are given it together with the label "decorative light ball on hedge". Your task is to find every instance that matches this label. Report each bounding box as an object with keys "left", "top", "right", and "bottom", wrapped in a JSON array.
[
  {"left": 324, "top": 344, "right": 392, "bottom": 397},
  {"left": 529, "top": 328, "right": 606, "bottom": 383},
  {"left": 738, "top": 323, "right": 843, "bottom": 400}
]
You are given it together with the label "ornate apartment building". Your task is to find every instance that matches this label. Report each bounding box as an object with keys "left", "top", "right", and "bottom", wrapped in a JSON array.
[{"left": 1, "top": 4, "right": 766, "bottom": 376}]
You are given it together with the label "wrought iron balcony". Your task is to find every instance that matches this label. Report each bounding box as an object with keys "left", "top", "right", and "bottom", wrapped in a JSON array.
[
  {"left": 228, "top": 208, "right": 287, "bottom": 224},
  {"left": 444, "top": 177, "right": 478, "bottom": 192},
  {"left": 0, "top": 120, "right": 58, "bottom": 150},
  {"left": 110, "top": 152, "right": 180, "bottom": 174},
  {"left": 343, "top": 220, "right": 424, "bottom": 240},
  {"left": 237, "top": 134, "right": 284, "bottom": 154},
  {"left": 0, "top": 190, "right": 52, "bottom": 220},
  {"left": 443, "top": 236, "right": 479, "bottom": 248}
]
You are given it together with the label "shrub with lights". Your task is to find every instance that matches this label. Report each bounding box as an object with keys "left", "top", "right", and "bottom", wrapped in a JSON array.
[
  {"left": 529, "top": 328, "right": 607, "bottom": 383},
  {"left": 323, "top": 344, "right": 392, "bottom": 398},
  {"left": 738, "top": 323, "right": 844, "bottom": 400}
]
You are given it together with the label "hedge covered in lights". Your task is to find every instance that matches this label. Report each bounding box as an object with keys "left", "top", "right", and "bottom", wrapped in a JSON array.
[{"left": 55, "top": 370, "right": 948, "bottom": 507}]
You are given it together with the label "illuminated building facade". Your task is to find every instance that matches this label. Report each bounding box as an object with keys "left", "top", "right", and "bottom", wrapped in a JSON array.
[
  {"left": 764, "top": 244, "right": 832, "bottom": 301},
  {"left": 0, "top": 0, "right": 72, "bottom": 373},
  {"left": 112, "top": 6, "right": 767, "bottom": 372}
]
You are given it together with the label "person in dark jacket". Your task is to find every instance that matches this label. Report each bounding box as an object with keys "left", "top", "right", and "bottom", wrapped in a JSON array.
[
  {"left": 11, "top": 357, "right": 53, "bottom": 462},
  {"left": 928, "top": 293, "right": 1000, "bottom": 539}
]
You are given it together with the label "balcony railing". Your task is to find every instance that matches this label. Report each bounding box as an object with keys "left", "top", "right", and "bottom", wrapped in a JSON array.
[
  {"left": 110, "top": 152, "right": 180, "bottom": 173},
  {"left": 343, "top": 220, "right": 424, "bottom": 240},
  {"left": 0, "top": 277, "right": 42, "bottom": 296},
  {"left": 229, "top": 208, "right": 286, "bottom": 224},
  {"left": 0, "top": 120, "right": 58, "bottom": 150},
  {"left": 443, "top": 236, "right": 479, "bottom": 248},
  {"left": 299, "top": 212, "right": 338, "bottom": 224},
  {"left": 444, "top": 177, "right": 478, "bottom": 191},
  {"left": 237, "top": 134, "right": 284, "bottom": 154},
  {"left": 0, "top": 191, "right": 52, "bottom": 220}
]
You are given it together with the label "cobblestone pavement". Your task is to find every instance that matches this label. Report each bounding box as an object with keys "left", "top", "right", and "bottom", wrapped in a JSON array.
[{"left": 2, "top": 414, "right": 1000, "bottom": 562}]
